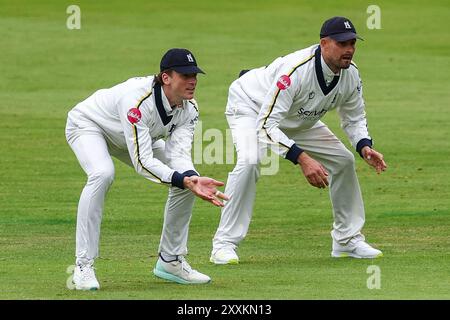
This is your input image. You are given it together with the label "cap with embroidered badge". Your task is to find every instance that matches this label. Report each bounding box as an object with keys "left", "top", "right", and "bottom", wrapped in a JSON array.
[
  {"left": 160, "top": 48, "right": 205, "bottom": 74},
  {"left": 320, "top": 16, "right": 364, "bottom": 41}
]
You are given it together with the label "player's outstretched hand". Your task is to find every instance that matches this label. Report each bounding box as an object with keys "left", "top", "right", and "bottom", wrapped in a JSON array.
[
  {"left": 362, "top": 147, "right": 387, "bottom": 174},
  {"left": 183, "top": 176, "right": 230, "bottom": 207},
  {"left": 297, "top": 152, "right": 329, "bottom": 189}
]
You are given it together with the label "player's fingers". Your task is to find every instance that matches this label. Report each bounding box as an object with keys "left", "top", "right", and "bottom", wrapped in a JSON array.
[
  {"left": 210, "top": 179, "right": 225, "bottom": 187},
  {"left": 309, "top": 175, "right": 324, "bottom": 189},
  {"left": 215, "top": 190, "right": 230, "bottom": 201},
  {"left": 320, "top": 171, "right": 329, "bottom": 187},
  {"left": 210, "top": 198, "right": 224, "bottom": 207},
  {"left": 367, "top": 157, "right": 377, "bottom": 168},
  {"left": 194, "top": 187, "right": 214, "bottom": 201},
  {"left": 319, "top": 176, "right": 328, "bottom": 188},
  {"left": 365, "top": 149, "right": 377, "bottom": 161},
  {"left": 306, "top": 174, "right": 317, "bottom": 187},
  {"left": 316, "top": 168, "right": 328, "bottom": 187},
  {"left": 373, "top": 151, "right": 385, "bottom": 162},
  {"left": 311, "top": 181, "right": 321, "bottom": 188},
  {"left": 376, "top": 165, "right": 383, "bottom": 174},
  {"left": 312, "top": 174, "right": 326, "bottom": 188},
  {"left": 320, "top": 165, "right": 329, "bottom": 177},
  {"left": 375, "top": 158, "right": 387, "bottom": 172}
]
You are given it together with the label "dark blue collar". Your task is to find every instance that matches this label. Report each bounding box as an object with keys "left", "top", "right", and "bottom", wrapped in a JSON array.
[
  {"left": 153, "top": 82, "right": 173, "bottom": 126},
  {"left": 315, "top": 46, "right": 340, "bottom": 96}
]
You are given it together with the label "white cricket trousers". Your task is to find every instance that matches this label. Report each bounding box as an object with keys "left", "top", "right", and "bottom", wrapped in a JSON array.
[
  {"left": 65, "top": 117, "right": 194, "bottom": 266},
  {"left": 212, "top": 96, "right": 365, "bottom": 251}
]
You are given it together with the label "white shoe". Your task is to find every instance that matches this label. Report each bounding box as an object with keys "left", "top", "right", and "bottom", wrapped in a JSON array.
[
  {"left": 331, "top": 237, "right": 383, "bottom": 259},
  {"left": 72, "top": 263, "right": 100, "bottom": 290},
  {"left": 153, "top": 256, "right": 211, "bottom": 284},
  {"left": 210, "top": 248, "right": 239, "bottom": 265}
]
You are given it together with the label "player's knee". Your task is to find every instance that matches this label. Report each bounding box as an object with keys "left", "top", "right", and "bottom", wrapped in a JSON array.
[
  {"left": 339, "top": 150, "right": 356, "bottom": 169},
  {"left": 89, "top": 167, "right": 115, "bottom": 186},
  {"left": 232, "top": 161, "right": 260, "bottom": 182}
]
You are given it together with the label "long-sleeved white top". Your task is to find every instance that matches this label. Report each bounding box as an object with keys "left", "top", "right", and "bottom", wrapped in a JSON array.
[
  {"left": 230, "top": 44, "right": 372, "bottom": 163},
  {"left": 67, "top": 76, "right": 199, "bottom": 188}
]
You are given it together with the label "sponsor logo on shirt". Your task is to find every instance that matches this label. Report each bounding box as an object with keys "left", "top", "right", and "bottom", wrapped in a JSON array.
[
  {"left": 276, "top": 75, "right": 291, "bottom": 90},
  {"left": 127, "top": 108, "right": 142, "bottom": 124},
  {"left": 190, "top": 114, "right": 199, "bottom": 125},
  {"left": 297, "top": 107, "right": 327, "bottom": 120}
]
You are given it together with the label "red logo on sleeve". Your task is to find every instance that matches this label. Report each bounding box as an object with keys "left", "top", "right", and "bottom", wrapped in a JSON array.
[
  {"left": 127, "top": 108, "right": 142, "bottom": 124},
  {"left": 276, "top": 75, "right": 291, "bottom": 90}
]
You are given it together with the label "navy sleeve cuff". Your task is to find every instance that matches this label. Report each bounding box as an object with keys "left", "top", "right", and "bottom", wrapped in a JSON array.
[
  {"left": 285, "top": 144, "right": 304, "bottom": 164},
  {"left": 356, "top": 138, "right": 373, "bottom": 158},
  {"left": 171, "top": 171, "right": 186, "bottom": 189},
  {"left": 183, "top": 170, "right": 199, "bottom": 177},
  {"left": 171, "top": 170, "right": 200, "bottom": 189}
]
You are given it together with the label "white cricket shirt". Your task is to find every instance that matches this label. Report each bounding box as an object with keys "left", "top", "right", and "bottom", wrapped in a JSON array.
[
  {"left": 230, "top": 44, "right": 372, "bottom": 163},
  {"left": 67, "top": 76, "right": 199, "bottom": 188}
]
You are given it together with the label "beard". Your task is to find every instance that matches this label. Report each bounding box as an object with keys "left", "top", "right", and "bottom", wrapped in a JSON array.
[
  {"left": 335, "top": 58, "right": 352, "bottom": 70},
  {"left": 340, "top": 55, "right": 353, "bottom": 67}
]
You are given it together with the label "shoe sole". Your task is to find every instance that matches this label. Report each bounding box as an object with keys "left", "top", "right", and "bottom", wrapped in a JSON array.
[
  {"left": 153, "top": 268, "right": 211, "bottom": 285},
  {"left": 331, "top": 251, "right": 383, "bottom": 259},
  {"left": 75, "top": 286, "right": 99, "bottom": 291},
  {"left": 209, "top": 257, "right": 239, "bottom": 265},
  {"left": 71, "top": 280, "right": 99, "bottom": 291}
]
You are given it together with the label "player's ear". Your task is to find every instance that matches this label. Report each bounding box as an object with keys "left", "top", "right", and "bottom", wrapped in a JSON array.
[
  {"left": 161, "top": 71, "right": 172, "bottom": 85},
  {"left": 320, "top": 37, "right": 332, "bottom": 55}
]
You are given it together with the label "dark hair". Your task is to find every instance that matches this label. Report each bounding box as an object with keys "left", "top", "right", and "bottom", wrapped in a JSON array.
[{"left": 155, "top": 69, "right": 174, "bottom": 85}]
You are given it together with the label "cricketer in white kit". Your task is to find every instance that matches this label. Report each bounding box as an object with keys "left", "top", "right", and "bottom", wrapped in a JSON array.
[
  {"left": 66, "top": 48, "right": 228, "bottom": 290},
  {"left": 211, "top": 17, "right": 387, "bottom": 265}
]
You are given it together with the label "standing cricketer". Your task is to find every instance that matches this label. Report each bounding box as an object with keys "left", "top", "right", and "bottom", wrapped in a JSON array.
[
  {"left": 66, "top": 48, "right": 228, "bottom": 290},
  {"left": 210, "top": 17, "right": 387, "bottom": 264}
]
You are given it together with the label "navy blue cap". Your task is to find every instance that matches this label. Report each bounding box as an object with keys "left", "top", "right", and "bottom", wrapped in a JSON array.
[
  {"left": 320, "top": 16, "right": 363, "bottom": 41},
  {"left": 160, "top": 48, "right": 205, "bottom": 74}
]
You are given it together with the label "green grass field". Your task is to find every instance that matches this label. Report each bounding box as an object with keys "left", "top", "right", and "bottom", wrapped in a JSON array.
[{"left": 1, "top": 0, "right": 449, "bottom": 299}]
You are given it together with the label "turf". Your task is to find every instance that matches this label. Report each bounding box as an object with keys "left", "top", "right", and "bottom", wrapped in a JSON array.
[{"left": 0, "top": 0, "right": 449, "bottom": 299}]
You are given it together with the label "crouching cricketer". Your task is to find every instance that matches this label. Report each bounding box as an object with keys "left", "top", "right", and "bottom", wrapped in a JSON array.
[
  {"left": 210, "top": 17, "right": 387, "bottom": 265},
  {"left": 66, "top": 48, "right": 228, "bottom": 290}
]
